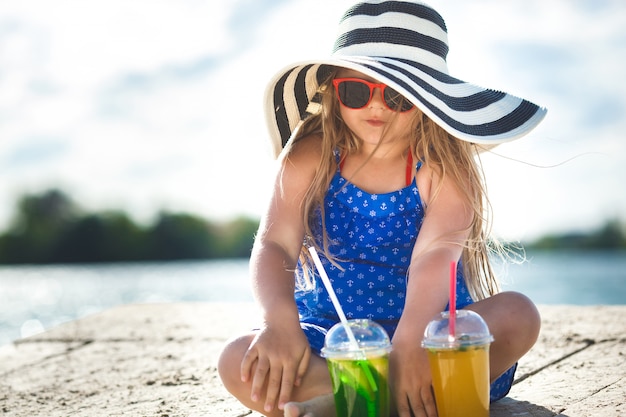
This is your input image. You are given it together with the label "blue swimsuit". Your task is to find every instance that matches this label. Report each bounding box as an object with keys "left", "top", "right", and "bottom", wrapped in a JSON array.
[{"left": 295, "top": 152, "right": 516, "bottom": 402}]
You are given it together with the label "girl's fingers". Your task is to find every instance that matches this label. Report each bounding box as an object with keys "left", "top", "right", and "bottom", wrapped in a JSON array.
[
  {"left": 298, "top": 347, "right": 311, "bottom": 384},
  {"left": 277, "top": 362, "right": 299, "bottom": 410},
  {"left": 263, "top": 363, "right": 284, "bottom": 412},
  {"left": 406, "top": 386, "right": 438, "bottom": 417},
  {"left": 422, "top": 386, "right": 438, "bottom": 417},
  {"left": 250, "top": 356, "right": 270, "bottom": 402},
  {"left": 394, "top": 392, "right": 411, "bottom": 417},
  {"left": 279, "top": 347, "right": 310, "bottom": 408},
  {"left": 241, "top": 342, "right": 311, "bottom": 411},
  {"left": 407, "top": 393, "right": 427, "bottom": 417},
  {"left": 240, "top": 348, "right": 257, "bottom": 382}
]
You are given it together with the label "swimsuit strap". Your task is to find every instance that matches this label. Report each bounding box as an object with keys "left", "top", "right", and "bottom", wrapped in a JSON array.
[
  {"left": 406, "top": 152, "right": 413, "bottom": 186},
  {"left": 339, "top": 151, "right": 414, "bottom": 187}
]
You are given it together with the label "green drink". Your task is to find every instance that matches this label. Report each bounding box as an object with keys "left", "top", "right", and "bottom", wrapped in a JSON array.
[
  {"left": 322, "top": 319, "right": 391, "bottom": 417},
  {"left": 326, "top": 355, "right": 389, "bottom": 417}
]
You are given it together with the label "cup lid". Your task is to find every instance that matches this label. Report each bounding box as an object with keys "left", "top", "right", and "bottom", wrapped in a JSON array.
[
  {"left": 422, "top": 310, "right": 494, "bottom": 349},
  {"left": 321, "top": 319, "right": 392, "bottom": 359}
]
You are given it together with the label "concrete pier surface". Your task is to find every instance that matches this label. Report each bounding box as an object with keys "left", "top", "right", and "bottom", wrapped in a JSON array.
[{"left": 0, "top": 303, "right": 624, "bottom": 416}]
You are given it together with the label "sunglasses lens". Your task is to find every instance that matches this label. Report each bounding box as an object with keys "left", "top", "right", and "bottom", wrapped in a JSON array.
[
  {"left": 335, "top": 79, "right": 414, "bottom": 112},
  {"left": 337, "top": 80, "right": 371, "bottom": 109},
  {"left": 384, "top": 87, "right": 414, "bottom": 112}
]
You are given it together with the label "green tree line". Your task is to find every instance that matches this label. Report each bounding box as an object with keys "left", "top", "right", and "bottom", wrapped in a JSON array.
[
  {"left": 0, "top": 189, "right": 260, "bottom": 264},
  {"left": 526, "top": 218, "right": 626, "bottom": 251},
  {"left": 0, "top": 189, "right": 623, "bottom": 265}
]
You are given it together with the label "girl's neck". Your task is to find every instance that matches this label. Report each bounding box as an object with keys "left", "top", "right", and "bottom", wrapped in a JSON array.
[
  {"left": 340, "top": 145, "right": 414, "bottom": 193},
  {"left": 357, "top": 138, "right": 408, "bottom": 161}
]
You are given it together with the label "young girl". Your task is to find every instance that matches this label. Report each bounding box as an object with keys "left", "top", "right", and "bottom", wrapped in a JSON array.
[{"left": 218, "top": 1, "right": 546, "bottom": 416}]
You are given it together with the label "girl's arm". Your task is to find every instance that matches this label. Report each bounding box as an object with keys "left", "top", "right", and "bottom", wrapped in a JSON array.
[
  {"left": 391, "top": 164, "right": 473, "bottom": 417},
  {"left": 240, "top": 135, "right": 322, "bottom": 413}
]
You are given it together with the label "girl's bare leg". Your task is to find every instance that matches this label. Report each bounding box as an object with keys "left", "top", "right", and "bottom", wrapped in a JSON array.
[
  {"left": 218, "top": 333, "right": 334, "bottom": 417},
  {"left": 218, "top": 291, "right": 538, "bottom": 416},
  {"left": 464, "top": 291, "right": 541, "bottom": 381},
  {"left": 284, "top": 292, "right": 540, "bottom": 416},
  {"left": 283, "top": 394, "right": 336, "bottom": 417}
]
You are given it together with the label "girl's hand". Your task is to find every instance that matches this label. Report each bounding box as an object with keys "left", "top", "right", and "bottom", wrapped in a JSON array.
[
  {"left": 389, "top": 341, "right": 438, "bottom": 417},
  {"left": 240, "top": 322, "right": 311, "bottom": 413}
]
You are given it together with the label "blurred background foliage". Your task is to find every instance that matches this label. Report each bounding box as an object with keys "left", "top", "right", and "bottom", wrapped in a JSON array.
[
  {"left": 0, "top": 189, "right": 623, "bottom": 265},
  {"left": 0, "top": 189, "right": 259, "bottom": 264}
]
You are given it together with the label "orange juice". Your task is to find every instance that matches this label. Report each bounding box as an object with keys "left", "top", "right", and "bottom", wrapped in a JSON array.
[{"left": 427, "top": 345, "right": 490, "bottom": 417}]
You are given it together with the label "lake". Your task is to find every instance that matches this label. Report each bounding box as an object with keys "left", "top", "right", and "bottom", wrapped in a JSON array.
[{"left": 1, "top": 250, "right": 624, "bottom": 346}]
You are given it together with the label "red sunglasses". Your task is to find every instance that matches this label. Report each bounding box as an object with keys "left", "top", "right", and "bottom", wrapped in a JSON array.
[{"left": 332, "top": 78, "right": 414, "bottom": 112}]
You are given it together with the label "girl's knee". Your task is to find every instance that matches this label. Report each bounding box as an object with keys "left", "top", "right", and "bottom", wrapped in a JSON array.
[
  {"left": 493, "top": 292, "right": 541, "bottom": 351},
  {"left": 502, "top": 292, "right": 540, "bottom": 334},
  {"left": 217, "top": 334, "right": 254, "bottom": 390},
  {"left": 468, "top": 292, "right": 541, "bottom": 348}
]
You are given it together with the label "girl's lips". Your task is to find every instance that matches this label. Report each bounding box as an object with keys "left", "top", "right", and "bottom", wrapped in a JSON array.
[{"left": 366, "top": 119, "right": 385, "bottom": 127}]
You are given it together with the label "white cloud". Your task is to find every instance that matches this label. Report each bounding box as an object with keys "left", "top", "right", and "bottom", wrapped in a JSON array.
[
  {"left": 0, "top": 0, "right": 625, "bottom": 240},
  {"left": 2, "top": 0, "right": 233, "bottom": 80},
  {"left": 422, "top": 0, "right": 626, "bottom": 239}
]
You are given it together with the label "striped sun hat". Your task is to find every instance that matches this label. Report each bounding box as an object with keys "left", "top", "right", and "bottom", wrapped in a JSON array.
[{"left": 264, "top": 0, "right": 547, "bottom": 157}]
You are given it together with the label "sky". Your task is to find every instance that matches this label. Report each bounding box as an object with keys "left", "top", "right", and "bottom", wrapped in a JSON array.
[{"left": 1, "top": 0, "right": 625, "bottom": 242}]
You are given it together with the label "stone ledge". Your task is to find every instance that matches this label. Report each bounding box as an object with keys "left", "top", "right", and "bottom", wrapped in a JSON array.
[{"left": 0, "top": 303, "right": 624, "bottom": 416}]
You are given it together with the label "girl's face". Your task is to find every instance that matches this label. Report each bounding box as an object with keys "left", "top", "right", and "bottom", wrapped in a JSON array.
[{"left": 335, "top": 69, "right": 418, "bottom": 147}]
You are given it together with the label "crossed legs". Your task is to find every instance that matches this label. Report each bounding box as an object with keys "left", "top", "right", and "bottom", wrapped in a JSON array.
[{"left": 217, "top": 291, "right": 540, "bottom": 417}]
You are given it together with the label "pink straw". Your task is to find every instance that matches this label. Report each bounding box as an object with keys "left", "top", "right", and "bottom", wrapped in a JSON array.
[{"left": 449, "top": 260, "right": 457, "bottom": 339}]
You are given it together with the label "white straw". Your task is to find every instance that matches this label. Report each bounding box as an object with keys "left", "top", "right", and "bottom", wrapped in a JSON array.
[
  {"left": 308, "top": 245, "right": 378, "bottom": 394},
  {"left": 307, "top": 245, "right": 361, "bottom": 352}
]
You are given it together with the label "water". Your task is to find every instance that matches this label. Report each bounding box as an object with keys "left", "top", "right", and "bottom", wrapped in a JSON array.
[
  {"left": 0, "top": 250, "right": 624, "bottom": 346},
  {"left": 498, "top": 250, "right": 626, "bottom": 305},
  {"left": 0, "top": 259, "right": 254, "bottom": 347}
]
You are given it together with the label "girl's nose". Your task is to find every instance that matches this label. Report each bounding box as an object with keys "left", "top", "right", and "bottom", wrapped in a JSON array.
[{"left": 369, "top": 87, "right": 386, "bottom": 109}]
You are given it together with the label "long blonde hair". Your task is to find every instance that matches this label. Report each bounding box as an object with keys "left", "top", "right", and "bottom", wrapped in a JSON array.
[{"left": 285, "top": 70, "right": 500, "bottom": 300}]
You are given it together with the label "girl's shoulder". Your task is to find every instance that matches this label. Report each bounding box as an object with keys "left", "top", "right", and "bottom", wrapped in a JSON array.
[
  {"left": 283, "top": 134, "right": 324, "bottom": 168},
  {"left": 415, "top": 159, "right": 435, "bottom": 207},
  {"left": 274, "top": 134, "right": 326, "bottom": 193}
]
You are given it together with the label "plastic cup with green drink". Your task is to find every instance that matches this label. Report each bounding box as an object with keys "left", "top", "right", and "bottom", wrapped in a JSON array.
[{"left": 321, "top": 319, "right": 392, "bottom": 417}]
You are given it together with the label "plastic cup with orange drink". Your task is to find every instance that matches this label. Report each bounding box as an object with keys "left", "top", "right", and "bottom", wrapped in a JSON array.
[{"left": 422, "top": 309, "right": 494, "bottom": 417}]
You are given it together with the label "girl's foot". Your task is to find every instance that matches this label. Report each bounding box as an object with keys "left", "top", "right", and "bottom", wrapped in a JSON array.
[{"left": 283, "top": 393, "right": 336, "bottom": 417}]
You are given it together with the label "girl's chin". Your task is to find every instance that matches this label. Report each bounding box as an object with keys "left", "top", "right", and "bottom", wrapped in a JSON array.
[{"left": 358, "top": 134, "right": 400, "bottom": 146}]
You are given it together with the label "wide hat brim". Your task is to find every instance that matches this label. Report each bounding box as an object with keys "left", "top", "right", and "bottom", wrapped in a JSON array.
[
  {"left": 264, "top": 1, "right": 547, "bottom": 158},
  {"left": 265, "top": 58, "right": 547, "bottom": 158}
]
